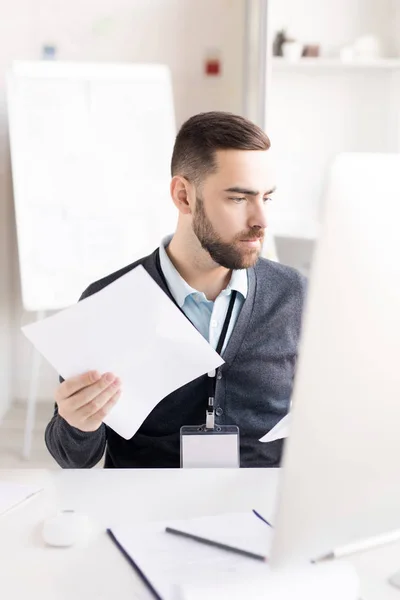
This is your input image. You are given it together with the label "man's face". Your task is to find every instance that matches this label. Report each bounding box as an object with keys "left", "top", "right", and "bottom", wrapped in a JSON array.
[{"left": 192, "top": 149, "right": 276, "bottom": 269}]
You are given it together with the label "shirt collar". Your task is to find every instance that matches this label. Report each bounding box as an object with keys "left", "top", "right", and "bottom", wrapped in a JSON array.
[{"left": 159, "top": 234, "right": 248, "bottom": 308}]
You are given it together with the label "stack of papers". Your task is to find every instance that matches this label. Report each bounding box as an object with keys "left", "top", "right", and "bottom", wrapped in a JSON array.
[
  {"left": 22, "top": 266, "right": 224, "bottom": 440},
  {"left": 0, "top": 482, "right": 42, "bottom": 516}
]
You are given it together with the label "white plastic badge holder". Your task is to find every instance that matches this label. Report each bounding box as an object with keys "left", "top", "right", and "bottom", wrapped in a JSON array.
[{"left": 180, "top": 425, "right": 240, "bottom": 468}]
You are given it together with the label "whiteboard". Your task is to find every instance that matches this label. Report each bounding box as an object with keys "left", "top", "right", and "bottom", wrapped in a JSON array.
[{"left": 7, "top": 61, "right": 177, "bottom": 311}]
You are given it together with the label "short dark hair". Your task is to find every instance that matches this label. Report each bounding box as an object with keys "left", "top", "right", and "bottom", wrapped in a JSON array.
[{"left": 171, "top": 111, "right": 271, "bottom": 185}]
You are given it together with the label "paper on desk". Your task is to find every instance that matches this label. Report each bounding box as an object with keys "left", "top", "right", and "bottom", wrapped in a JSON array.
[
  {"left": 110, "top": 513, "right": 359, "bottom": 600},
  {"left": 22, "top": 265, "right": 224, "bottom": 440},
  {"left": 259, "top": 413, "right": 291, "bottom": 443},
  {"left": 0, "top": 482, "right": 43, "bottom": 516},
  {"left": 177, "top": 562, "right": 360, "bottom": 600},
  {"left": 109, "top": 513, "right": 274, "bottom": 600}
]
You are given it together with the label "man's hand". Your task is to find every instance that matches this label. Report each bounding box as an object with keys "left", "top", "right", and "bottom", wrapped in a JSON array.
[{"left": 55, "top": 371, "right": 121, "bottom": 432}]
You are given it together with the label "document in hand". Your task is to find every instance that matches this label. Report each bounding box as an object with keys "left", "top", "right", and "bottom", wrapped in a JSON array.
[
  {"left": 22, "top": 265, "right": 224, "bottom": 439},
  {"left": 259, "top": 413, "right": 291, "bottom": 443}
]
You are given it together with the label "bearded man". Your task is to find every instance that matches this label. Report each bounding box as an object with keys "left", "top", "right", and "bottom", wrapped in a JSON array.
[{"left": 45, "top": 111, "right": 306, "bottom": 469}]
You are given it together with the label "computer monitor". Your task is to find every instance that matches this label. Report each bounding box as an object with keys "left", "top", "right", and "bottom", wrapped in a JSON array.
[{"left": 271, "top": 153, "right": 400, "bottom": 566}]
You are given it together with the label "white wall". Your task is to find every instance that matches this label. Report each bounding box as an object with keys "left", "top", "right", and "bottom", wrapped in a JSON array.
[
  {"left": 267, "top": 0, "right": 400, "bottom": 238},
  {"left": 0, "top": 1, "right": 36, "bottom": 419},
  {"left": 0, "top": 116, "right": 11, "bottom": 421},
  {"left": 0, "top": 0, "right": 245, "bottom": 409}
]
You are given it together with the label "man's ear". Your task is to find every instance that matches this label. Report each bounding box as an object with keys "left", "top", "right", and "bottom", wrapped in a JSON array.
[{"left": 170, "top": 176, "right": 193, "bottom": 215}]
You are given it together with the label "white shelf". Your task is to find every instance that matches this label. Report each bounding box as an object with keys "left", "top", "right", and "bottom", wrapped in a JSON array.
[{"left": 272, "top": 57, "right": 400, "bottom": 71}]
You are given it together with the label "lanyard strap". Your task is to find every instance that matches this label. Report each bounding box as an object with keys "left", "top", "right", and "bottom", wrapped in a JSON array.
[
  {"left": 215, "top": 290, "right": 237, "bottom": 355},
  {"left": 206, "top": 290, "right": 237, "bottom": 429},
  {"left": 155, "top": 251, "right": 237, "bottom": 429}
]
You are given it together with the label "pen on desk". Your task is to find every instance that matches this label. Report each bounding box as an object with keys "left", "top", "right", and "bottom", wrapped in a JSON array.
[
  {"left": 252, "top": 509, "right": 273, "bottom": 528},
  {"left": 165, "top": 526, "right": 267, "bottom": 562},
  {"left": 1, "top": 487, "right": 44, "bottom": 517},
  {"left": 313, "top": 529, "right": 400, "bottom": 563},
  {"left": 107, "top": 529, "right": 163, "bottom": 600}
]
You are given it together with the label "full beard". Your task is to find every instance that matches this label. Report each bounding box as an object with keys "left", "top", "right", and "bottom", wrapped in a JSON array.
[{"left": 192, "top": 197, "right": 264, "bottom": 270}]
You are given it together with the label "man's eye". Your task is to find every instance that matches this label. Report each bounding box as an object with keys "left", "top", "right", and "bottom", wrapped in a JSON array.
[
  {"left": 263, "top": 196, "right": 272, "bottom": 203},
  {"left": 229, "top": 197, "right": 246, "bottom": 203}
]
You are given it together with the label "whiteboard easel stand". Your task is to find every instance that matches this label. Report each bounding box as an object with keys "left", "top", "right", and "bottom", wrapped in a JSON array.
[{"left": 22, "top": 310, "right": 45, "bottom": 460}]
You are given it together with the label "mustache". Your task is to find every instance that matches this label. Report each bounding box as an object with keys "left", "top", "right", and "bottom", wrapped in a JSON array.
[{"left": 236, "top": 228, "right": 265, "bottom": 241}]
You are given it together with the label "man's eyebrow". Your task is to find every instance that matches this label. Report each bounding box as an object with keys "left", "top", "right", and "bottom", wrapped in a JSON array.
[
  {"left": 265, "top": 186, "right": 277, "bottom": 195},
  {"left": 224, "top": 186, "right": 277, "bottom": 196}
]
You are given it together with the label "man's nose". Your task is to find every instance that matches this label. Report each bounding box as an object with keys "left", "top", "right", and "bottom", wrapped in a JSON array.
[{"left": 248, "top": 199, "right": 268, "bottom": 230}]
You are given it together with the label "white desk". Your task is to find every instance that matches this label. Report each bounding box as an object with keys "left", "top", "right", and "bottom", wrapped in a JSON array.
[{"left": 0, "top": 469, "right": 399, "bottom": 599}]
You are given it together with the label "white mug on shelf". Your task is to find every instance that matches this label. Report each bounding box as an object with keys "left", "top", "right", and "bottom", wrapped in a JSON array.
[
  {"left": 353, "top": 35, "right": 382, "bottom": 60},
  {"left": 281, "top": 41, "right": 303, "bottom": 62},
  {"left": 340, "top": 46, "right": 355, "bottom": 63}
]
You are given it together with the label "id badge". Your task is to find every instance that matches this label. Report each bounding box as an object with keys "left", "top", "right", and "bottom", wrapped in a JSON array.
[{"left": 180, "top": 425, "right": 240, "bottom": 468}]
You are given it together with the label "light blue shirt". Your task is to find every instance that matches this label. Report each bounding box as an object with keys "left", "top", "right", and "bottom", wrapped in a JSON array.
[{"left": 159, "top": 236, "right": 248, "bottom": 353}]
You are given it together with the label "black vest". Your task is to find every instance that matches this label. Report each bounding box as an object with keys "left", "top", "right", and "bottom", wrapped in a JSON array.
[{"left": 84, "top": 249, "right": 307, "bottom": 468}]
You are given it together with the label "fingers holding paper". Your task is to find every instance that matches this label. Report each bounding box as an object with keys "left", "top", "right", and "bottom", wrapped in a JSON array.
[
  {"left": 58, "top": 370, "right": 105, "bottom": 398},
  {"left": 63, "top": 372, "right": 120, "bottom": 411},
  {"left": 55, "top": 371, "right": 122, "bottom": 432}
]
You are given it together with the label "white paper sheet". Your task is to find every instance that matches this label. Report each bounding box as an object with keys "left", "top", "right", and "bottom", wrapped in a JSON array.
[
  {"left": 259, "top": 413, "right": 291, "bottom": 443},
  {"left": 109, "top": 513, "right": 359, "bottom": 600},
  {"left": 0, "top": 482, "right": 42, "bottom": 516},
  {"left": 177, "top": 562, "right": 359, "bottom": 600},
  {"left": 22, "top": 265, "right": 224, "bottom": 439},
  {"left": 110, "top": 513, "right": 274, "bottom": 600}
]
